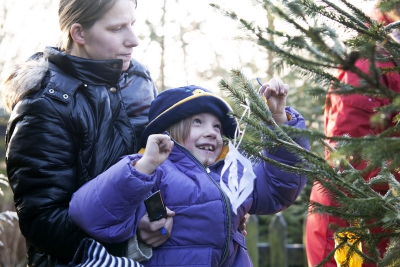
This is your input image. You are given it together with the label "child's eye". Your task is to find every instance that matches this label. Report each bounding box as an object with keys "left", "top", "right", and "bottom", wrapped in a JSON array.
[
  {"left": 113, "top": 27, "right": 122, "bottom": 32},
  {"left": 214, "top": 124, "right": 221, "bottom": 130},
  {"left": 193, "top": 118, "right": 201, "bottom": 124}
]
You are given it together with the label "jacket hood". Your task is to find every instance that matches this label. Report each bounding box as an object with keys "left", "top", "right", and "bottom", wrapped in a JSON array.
[{"left": 1, "top": 53, "right": 49, "bottom": 113}]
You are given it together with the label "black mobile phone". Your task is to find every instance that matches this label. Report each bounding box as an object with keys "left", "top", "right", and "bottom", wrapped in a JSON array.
[{"left": 144, "top": 190, "right": 167, "bottom": 222}]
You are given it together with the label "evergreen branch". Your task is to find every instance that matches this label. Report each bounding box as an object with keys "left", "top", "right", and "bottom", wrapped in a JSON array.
[
  {"left": 305, "top": 0, "right": 398, "bottom": 54},
  {"left": 257, "top": 37, "right": 338, "bottom": 77},
  {"left": 251, "top": 146, "right": 312, "bottom": 176},
  {"left": 380, "top": 65, "right": 400, "bottom": 74},
  {"left": 223, "top": 5, "right": 344, "bottom": 70},
  {"left": 285, "top": 2, "right": 398, "bottom": 100},
  {"left": 226, "top": 114, "right": 375, "bottom": 206},
  {"left": 243, "top": 21, "right": 339, "bottom": 69},
  {"left": 339, "top": 62, "right": 398, "bottom": 100},
  {"left": 384, "top": 20, "right": 400, "bottom": 32},
  {"left": 239, "top": 10, "right": 397, "bottom": 101},
  {"left": 260, "top": 2, "right": 347, "bottom": 65},
  {"left": 216, "top": 1, "right": 399, "bottom": 101},
  {"left": 214, "top": 1, "right": 400, "bottom": 265},
  {"left": 221, "top": 72, "right": 376, "bottom": 192},
  {"left": 323, "top": 132, "right": 400, "bottom": 143},
  {"left": 303, "top": 0, "right": 371, "bottom": 35},
  {"left": 332, "top": 0, "right": 373, "bottom": 26},
  {"left": 220, "top": 70, "right": 298, "bottom": 145},
  {"left": 377, "top": 0, "right": 400, "bottom": 15}
]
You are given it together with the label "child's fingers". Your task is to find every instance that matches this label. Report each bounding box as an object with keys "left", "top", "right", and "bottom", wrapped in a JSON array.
[
  {"left": 262, "top": 83, "right": 281, "bottom": 99},
  {"left": 259, "top": 85, "right": 273, "bottom": 99},
  {"left": 268, "top": 78, "right": 280, "bottom": 89},
  {"left": 159, "top": 137, "right": 174, "bottom": 152},
  {"left": 283, "top": 83, "right": 289, "bottom": 95},
  {"left": 267, "top": 78, "right": 289, "bottom": 96},
  {"left": 150, "top": 134, "right": 173, "bottom": 152},
  {"left": 258, "top": 78, "right": 289, "bottom": 98}
]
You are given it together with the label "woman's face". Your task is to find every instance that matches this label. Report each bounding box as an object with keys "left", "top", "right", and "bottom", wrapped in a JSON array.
[{"left": 78, "top": 0, "right": 138, "bottom": 71}]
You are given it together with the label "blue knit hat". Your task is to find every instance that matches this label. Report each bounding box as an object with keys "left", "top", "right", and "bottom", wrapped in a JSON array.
[{"left": 140, "top": 85, "right": 237, "bottom": 147}]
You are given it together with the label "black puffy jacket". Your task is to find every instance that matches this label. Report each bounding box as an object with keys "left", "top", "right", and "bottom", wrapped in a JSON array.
[{"left": 2, "top": 47, "right": 158, "bottom": 266}]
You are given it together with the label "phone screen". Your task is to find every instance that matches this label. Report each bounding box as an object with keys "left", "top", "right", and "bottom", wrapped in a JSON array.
[{"left": 144, "top": 190, "right": 167, "bottom": 222}]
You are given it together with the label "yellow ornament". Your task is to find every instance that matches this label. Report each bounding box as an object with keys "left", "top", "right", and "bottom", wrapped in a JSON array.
[{"left": 334, "top": 231, "right": 363, "bottom": 267}]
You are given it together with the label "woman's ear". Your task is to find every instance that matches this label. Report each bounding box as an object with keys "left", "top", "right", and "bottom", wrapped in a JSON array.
[{"left": 70, "top": 23, "right": 85, "bottom": 45}]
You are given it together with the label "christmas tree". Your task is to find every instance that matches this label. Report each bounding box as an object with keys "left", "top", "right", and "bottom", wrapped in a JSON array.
[{"left": 213, "top": 0, "right": 400, "bottom": 266}]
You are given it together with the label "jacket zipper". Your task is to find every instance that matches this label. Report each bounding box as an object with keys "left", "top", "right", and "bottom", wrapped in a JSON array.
[
  {"left": 122, "top": 72, "right": 128, "bottom": 83},
  {"left": 206, "top": 166, "right": 232, "bottom": 267},
  {"left": 169, "top": 135, "right": 232, "bottom": 266}
]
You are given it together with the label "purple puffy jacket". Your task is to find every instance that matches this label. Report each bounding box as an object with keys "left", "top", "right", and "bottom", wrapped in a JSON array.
[{"left": 69, "top": 106, "right": 309, "bottom": 267}]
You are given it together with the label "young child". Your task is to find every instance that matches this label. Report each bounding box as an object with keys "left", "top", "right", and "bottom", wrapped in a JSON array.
[{"left": 69, "top": 79, "right": 309, "bottom": 266}]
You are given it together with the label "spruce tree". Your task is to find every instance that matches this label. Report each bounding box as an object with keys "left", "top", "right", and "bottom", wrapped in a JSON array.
[{"left": 212, "top": 0, "right": 400, "bottom": 266}]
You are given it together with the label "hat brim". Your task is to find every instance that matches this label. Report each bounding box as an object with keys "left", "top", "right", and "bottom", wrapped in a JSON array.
[{"left": 141, "top": 93, "right": 237, "bottom": 147}]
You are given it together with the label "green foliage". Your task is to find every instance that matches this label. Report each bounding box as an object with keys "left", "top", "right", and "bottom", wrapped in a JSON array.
[{"left": 214, "top": 0, "right": 400, "bottom": 266}]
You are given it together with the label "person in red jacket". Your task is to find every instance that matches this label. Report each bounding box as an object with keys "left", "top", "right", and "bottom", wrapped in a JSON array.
[{"left": 305, "top": 1, "right": 400, "bottom": 266}]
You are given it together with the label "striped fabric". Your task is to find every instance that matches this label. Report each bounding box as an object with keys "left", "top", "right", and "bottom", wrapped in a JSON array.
[{"left": 68, "top": 238, "right": 144, "bottom": 267}]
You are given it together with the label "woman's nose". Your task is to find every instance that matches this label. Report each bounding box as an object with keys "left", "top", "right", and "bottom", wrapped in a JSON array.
[{"left": 125, "top": 28, "right": 139, "bottom": 47}]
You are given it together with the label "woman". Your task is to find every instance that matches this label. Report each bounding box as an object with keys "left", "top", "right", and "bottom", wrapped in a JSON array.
[{"left": 1, "top": 0, "right": 173, "bottom": 266}]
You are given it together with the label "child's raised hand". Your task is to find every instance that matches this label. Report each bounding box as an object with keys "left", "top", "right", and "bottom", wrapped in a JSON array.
[
  {"left": 259, "top": 77, "right": 289, "bottom": 124},
  {"left": 135, "top": 134, "right": 174, "bottom": 174}
]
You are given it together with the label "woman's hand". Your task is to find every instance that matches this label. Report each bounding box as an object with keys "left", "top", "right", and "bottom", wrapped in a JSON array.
[
  {"left": 259, "top": 77, "right": 289, "bottom": 124},
  {"left": 137, "top": 207, "right": 175, "bottom": 247}
]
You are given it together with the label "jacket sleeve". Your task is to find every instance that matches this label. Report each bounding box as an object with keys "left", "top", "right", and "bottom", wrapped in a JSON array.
[
  {"left": 249, "top": 106, "right": 309, "bottom": 214},
  {"left": 6, "top": 96, "right": 87, "bottom": 259},
  {"left": 68, "top": 155, "right": 157, "bottom": 243}
]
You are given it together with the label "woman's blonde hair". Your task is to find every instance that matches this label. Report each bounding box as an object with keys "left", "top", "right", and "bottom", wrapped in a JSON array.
[{"left": 57, "top": 0, "right": 137, "bottom": 52}]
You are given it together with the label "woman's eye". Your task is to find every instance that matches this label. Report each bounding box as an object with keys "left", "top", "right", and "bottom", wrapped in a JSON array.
[
  {"left": 193, "top": 118, "right": 201, "bottom": 124},
  {"left": 113, "top": 27, "right": 122, "bottom": 32}
]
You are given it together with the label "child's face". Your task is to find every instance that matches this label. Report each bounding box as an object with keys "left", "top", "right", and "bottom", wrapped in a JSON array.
[{"left": 182, "top": 113, "right": 223, "bottom": 166}]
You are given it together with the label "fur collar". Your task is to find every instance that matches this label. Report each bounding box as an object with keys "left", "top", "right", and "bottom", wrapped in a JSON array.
[
  {"left": 1, "top": 47, "right": 152, "bottom": 114},
  {"left": 1, "top": 54, "right": 49, "bottom": 113}
]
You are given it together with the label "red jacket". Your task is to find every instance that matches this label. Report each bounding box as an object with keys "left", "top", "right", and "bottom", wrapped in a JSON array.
[
  {"left": 325, "top": 59, "right": 400, "bottom": 191},
  {"left": 306, "top": 8, "right": 400, "bottom": 267}
]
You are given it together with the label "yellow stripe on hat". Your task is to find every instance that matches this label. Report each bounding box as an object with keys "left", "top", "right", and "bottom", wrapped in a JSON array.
[{"left": 147, "top": 91, "right": 232, "bottom": 127}]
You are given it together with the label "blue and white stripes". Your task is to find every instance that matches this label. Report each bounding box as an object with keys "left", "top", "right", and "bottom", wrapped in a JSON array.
[{"left": 68, "top": 238, "right": 144, "bottom": 267}]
